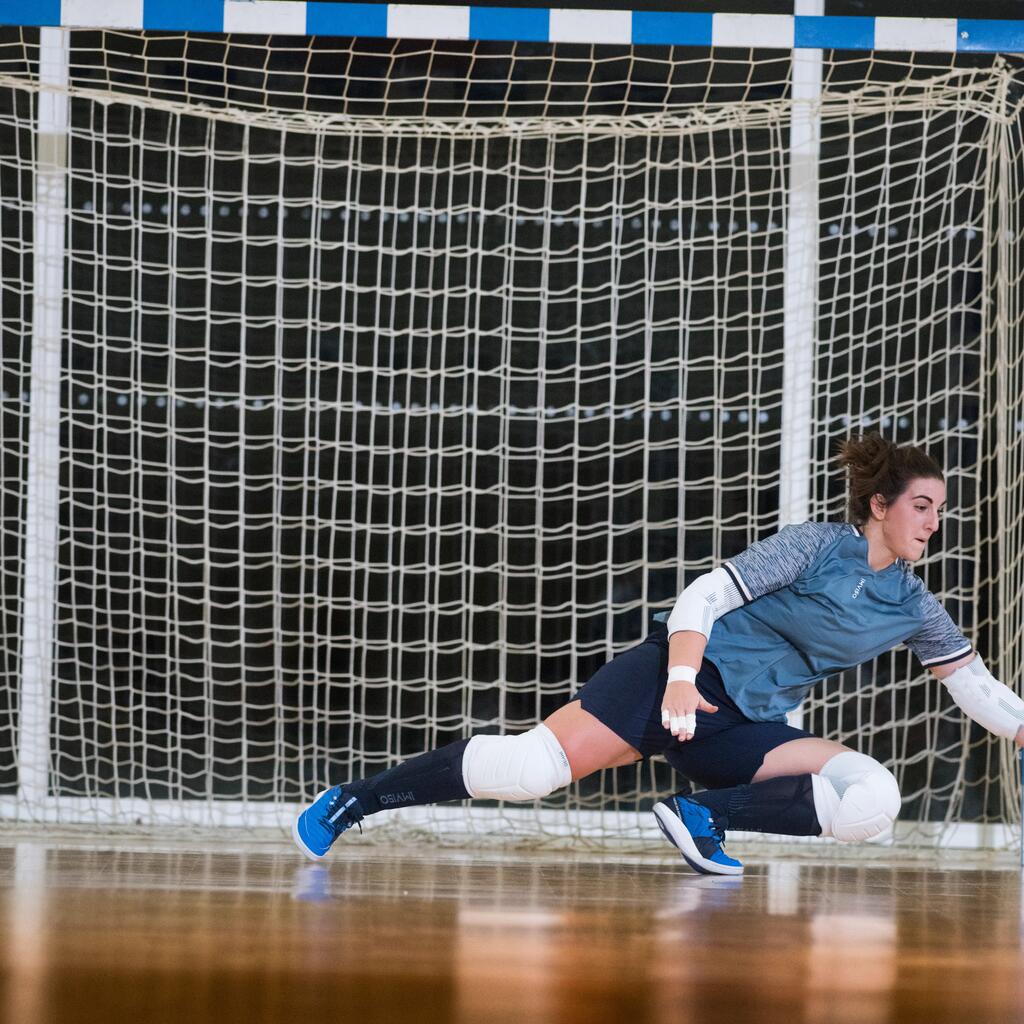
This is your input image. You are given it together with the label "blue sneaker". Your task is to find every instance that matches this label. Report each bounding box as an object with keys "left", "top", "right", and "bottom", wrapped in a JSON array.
[
  {"left": 292, "top": 786, "right": 364, "bottom": 861},
  {"left": 653, "top": 794, "right": 744, "bottom": 876}
]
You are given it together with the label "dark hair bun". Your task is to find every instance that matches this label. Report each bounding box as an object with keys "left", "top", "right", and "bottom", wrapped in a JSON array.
[{"left": 834, "top": 431, "right": 943, "bottom": 526}]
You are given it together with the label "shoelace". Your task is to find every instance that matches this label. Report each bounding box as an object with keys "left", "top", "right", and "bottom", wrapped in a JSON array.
[
  {"left": 703, "top": 811, "right": 726, "bottom": 845},
  {"left": 674, "top": 796, "right": 727, "bottom": 845},
  {"left": 320, "top": 792, "right": 364, "bottom": 836}
]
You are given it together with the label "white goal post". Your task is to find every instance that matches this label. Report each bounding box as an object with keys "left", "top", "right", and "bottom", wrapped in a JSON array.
[{"left": 1, "top": 6, "right": 1023, "bottom": 852}]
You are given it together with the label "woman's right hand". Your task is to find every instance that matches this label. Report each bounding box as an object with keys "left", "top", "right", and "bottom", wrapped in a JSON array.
[{"left": 661, "top": 680, "right": 718, "bottom": 742}]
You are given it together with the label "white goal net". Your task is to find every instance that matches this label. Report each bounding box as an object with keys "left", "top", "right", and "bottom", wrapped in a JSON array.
[{"left": 1, "top": 27, "right": 1023, "bottom": 850}]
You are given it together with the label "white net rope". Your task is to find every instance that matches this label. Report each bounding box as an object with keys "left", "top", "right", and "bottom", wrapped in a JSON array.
[{"left": 1, "top": 30, "right": 1023, "bottom": 848}]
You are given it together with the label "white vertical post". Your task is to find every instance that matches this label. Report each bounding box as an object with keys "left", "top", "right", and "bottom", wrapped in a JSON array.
[
  {"left": 781, "top": 2, "right": 822, "bottom": 731},
  {"left": 18, "top": 28, "right": 70, "bottom": 815}
]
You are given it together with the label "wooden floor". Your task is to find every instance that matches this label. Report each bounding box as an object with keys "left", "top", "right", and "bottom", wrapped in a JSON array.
[{"left": 0, "top": 835, "right": 1021, "bottom": 1024}]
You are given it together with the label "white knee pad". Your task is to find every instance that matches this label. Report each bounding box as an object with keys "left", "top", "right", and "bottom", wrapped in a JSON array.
[
  {"left": 810, "top": 751, "right": 901, "bottom": 843},
  {"left": 461, "top": 723, "right": 573, "bottom": 802}
]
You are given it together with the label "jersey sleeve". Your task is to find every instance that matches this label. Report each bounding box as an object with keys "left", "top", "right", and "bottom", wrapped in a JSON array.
[
  {"left": 723, "top": 521, "right": 842, "bottom": 604},
  {"left": 903, "top": 587, "right": 974, "bottom": 669}
]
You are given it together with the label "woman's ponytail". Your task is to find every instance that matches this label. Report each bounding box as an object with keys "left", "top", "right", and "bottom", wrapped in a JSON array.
[{"left": 834, "top": 431, "right": 944, "bottom": 526}]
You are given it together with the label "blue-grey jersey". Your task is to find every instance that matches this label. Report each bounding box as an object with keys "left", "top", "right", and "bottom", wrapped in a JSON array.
[{"left": 653, "top": 521, "right": 973, "bottom": 722}]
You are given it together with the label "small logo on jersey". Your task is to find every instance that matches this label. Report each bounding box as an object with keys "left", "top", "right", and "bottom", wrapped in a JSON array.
[{"left": 852, "top": 577, "right": 866, "bottom": 599}]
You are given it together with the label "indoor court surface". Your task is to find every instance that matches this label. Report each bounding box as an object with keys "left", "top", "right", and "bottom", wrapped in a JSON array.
[{"left": 0, "top": 834, "right": 1020, "bottom": 1024}]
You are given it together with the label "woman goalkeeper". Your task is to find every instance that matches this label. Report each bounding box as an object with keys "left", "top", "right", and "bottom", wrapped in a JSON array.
[{"left": 294, "top": 432, "right": 1024, "bottom": 874}]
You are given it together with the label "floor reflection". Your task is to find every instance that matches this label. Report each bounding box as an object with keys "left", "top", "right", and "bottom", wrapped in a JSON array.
[{"left": 0, "top": 838, "right": 1018, "bottom": 1024}]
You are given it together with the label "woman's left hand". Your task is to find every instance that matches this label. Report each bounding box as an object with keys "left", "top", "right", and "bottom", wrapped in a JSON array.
[{"left": 1016, "top": 724, "right": 1024, "bottom": 749}]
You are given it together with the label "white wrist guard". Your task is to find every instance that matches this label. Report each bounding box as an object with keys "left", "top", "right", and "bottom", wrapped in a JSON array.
[
  {"left": 665, "top": 567, "right": 744, "bottom": 640},
  {"left": 943, "top": 655, "right": 1024, "bottom": 740},
  {"left": 668, "top": 665, "right": 698, "bottom": 684}
]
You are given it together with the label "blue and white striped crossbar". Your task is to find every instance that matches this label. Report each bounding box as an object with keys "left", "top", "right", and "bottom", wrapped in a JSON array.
[{"left": 2, "top": 3, "right": 1024, "bottom": 52}]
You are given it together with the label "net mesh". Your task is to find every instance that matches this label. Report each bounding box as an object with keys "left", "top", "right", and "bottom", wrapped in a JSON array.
[{"left": 1, "top": 28, "right": 1023, "bottom": 847}]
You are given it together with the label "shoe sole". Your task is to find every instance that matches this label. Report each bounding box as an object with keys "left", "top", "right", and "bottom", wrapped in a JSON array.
[
  {"left": 292, "top": 788, "right": 332, "bottom": 862},
  {"left": 653, "top": 802, "right": 744, "bottom": 876},
  {"left": 292, "top": 815, "right": 326, "bottom": 862}
]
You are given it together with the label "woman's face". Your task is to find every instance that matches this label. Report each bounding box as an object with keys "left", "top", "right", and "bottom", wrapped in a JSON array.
[{"left": 871, "top": 477, "right": 946, "bottom": 561}]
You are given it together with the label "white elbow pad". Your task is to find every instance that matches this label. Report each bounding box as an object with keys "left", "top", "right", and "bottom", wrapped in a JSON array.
[
  {"left": 943, "top": 655, "right": 1024, "bottom": 740},
  {"left": 665, "top": 567, "right": 745, "bottom": 640}
]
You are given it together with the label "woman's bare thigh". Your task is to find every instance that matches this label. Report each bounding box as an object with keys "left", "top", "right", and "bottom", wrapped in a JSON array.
[
  {"left": 751, "top": 736, "right": 851, "bottom": 783},
  {"left": 543, "top": 700, "right": 643, "bottom": 781}
]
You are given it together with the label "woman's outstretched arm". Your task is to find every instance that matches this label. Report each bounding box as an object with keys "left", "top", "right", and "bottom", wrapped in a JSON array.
[{"left": 932, "top": 654, "right": 1024, "bottom": 749}]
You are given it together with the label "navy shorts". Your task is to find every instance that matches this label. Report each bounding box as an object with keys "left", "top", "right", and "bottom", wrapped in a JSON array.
[{"left": 572, "top": 622, "right": 812, "bottom": 790}]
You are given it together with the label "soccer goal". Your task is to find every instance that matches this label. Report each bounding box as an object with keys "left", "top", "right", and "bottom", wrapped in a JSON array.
[{"left": 1, "top": 6, "right": 1023, "bottom": 852}]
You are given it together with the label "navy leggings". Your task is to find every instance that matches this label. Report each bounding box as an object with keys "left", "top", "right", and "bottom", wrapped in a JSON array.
[{"left": 573, "top": 622, "right": 812, "bottom": 790}]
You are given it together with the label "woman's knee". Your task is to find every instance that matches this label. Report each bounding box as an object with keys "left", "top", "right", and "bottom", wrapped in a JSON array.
[
  {"left": 461, "top": 723, "right": 572, "bottom": 801},
  {"left": 812, "top": 750, "right": 901, "bottom": 843},
  {"left": 756, "top": 739, "right": 901, "bottom": 843}
]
